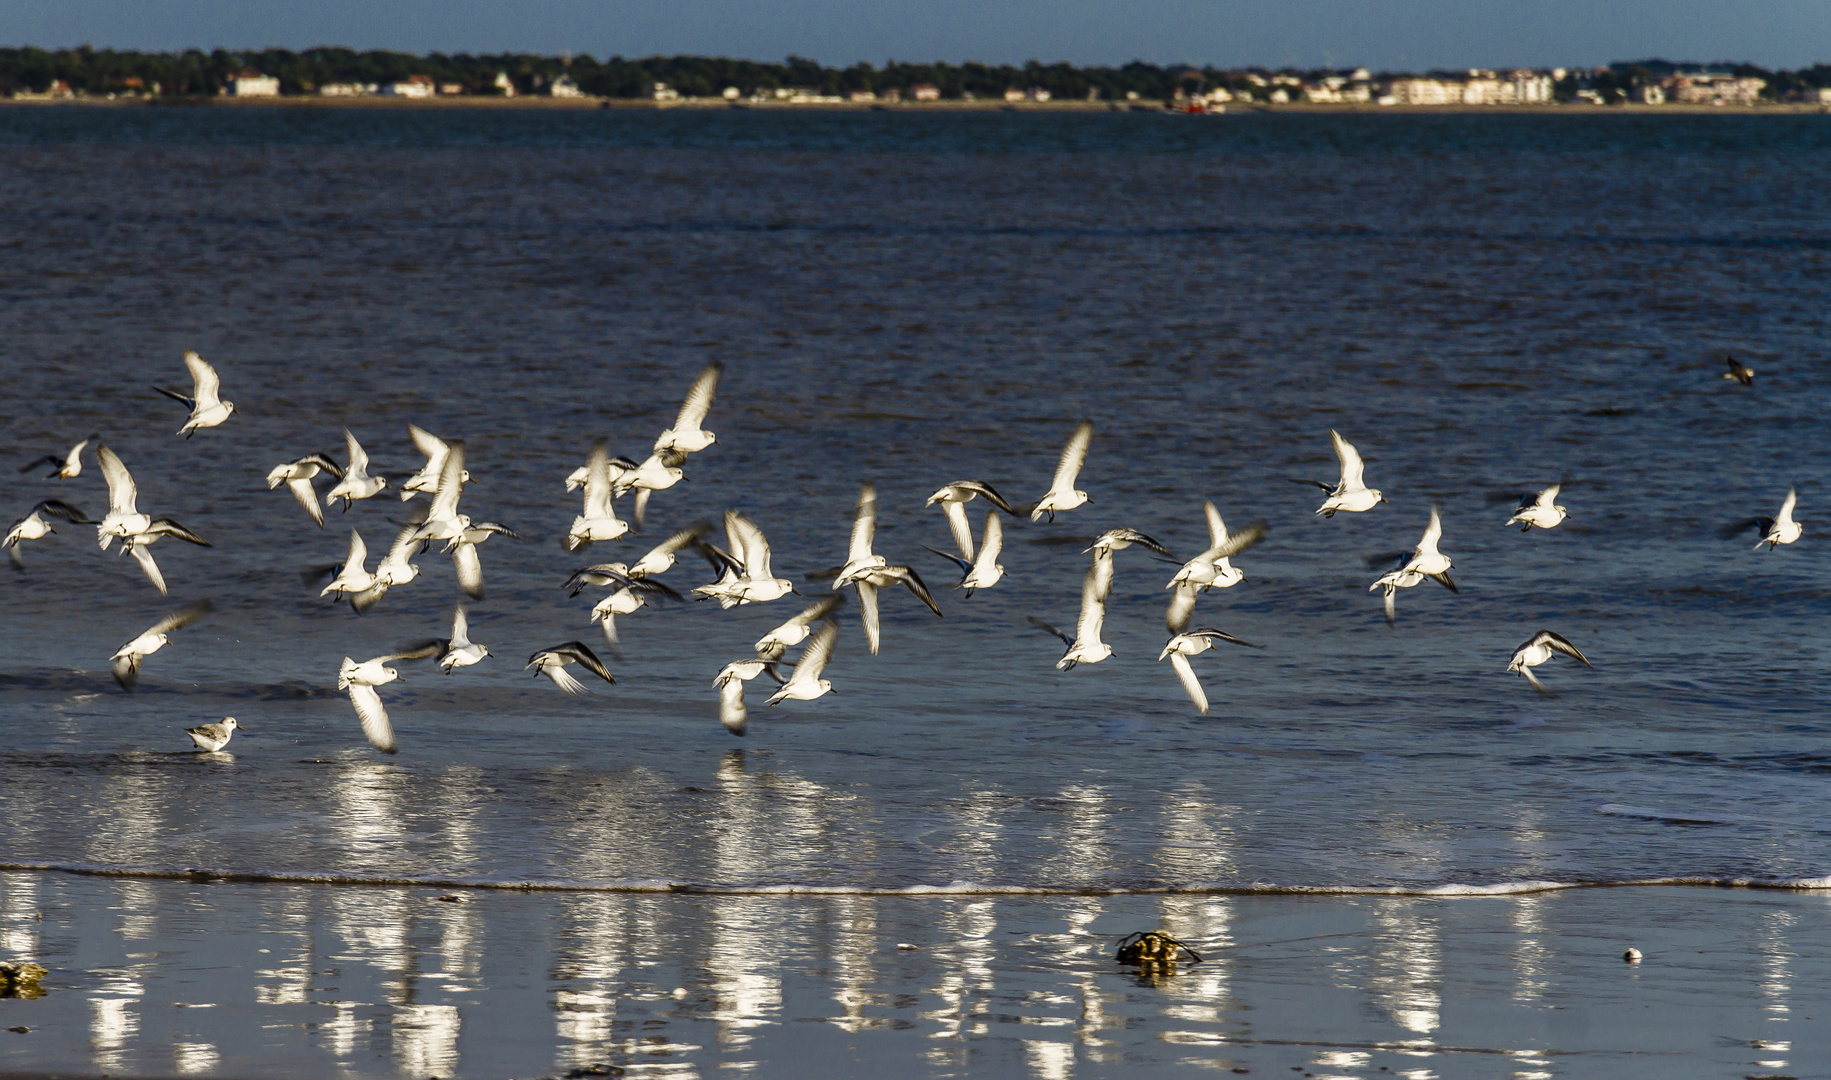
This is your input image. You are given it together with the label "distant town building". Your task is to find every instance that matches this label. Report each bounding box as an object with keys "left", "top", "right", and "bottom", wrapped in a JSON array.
[
  {"left": 494, "top": 72, "right": 516, "bottom": 97},
  {"left": 383, "top": 75, "right": 435, "bottom": 98},
  {"left": 439, "top": 83, "right": 463, "bottom": 96},
  {"left": 1384, "top": 78, "right": 1456, "bottom": 105},
  {"left": 1640, "top": 83, "right": 1666, "bottom": 105},
  {"left": 1028, "top": 87, "right": 1051, "bottom": 102},
  {"left": 1819, "top": 87, "right": 1831, "bottom": 104},
  {"left": 881, "top": 87, "right": 901, "bottom": 103},
  {"left": 849, "top": 90, "right": 877, "bottom": 102},
  {"left": 318, "top": 83, "right": 364, "bottom": 96},
  {"left": 1003, "top": 87, "right": 1025, "bottom": 102},
  {"left": 549, "top": 75, "right": 583, "bottom": 98},
  {"left": 652, "top": 82, "right": 680, "bottom": 101},
  {"left": 231, "top": 72, "right": 280, "bottom": 97},
  {"left": 910, "top": 83, "right": 940, "bottom": 101},
  {"left": 722, "top": 86, "right": 741, "bottom": 100},
  {"left": 1667, "top": 73, "right": 1766, "bottom": 105}
]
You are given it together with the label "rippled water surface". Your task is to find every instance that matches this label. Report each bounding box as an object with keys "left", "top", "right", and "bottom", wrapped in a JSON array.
[{"left": 1, "top": 107, "right": 1829, "bottom": 899}]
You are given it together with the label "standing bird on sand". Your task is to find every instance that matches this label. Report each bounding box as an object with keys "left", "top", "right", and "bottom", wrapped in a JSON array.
[
  {"left": 325, "top": 429, "right": 389, "bottom": 509},
  {"left": 566, "top": 441, "right": 630, "bottom": 550},
  {"left": 1368, "top": 506, "right": 1458, "bottom": 625},
  {"left": 154, "top": 351, "right": 235, "bottom": 437},
  {"left": 923, "top": 511, "right": 1006, "bottom": 597},
  {"left": 1030, "top": 420, "right": 1094, "bottom": 523},
  {"left": 339, "top": 645, "right": 442, "bottom": 752},
  {"left": 1159, "top": 628, "right": 1264, "bottom": 714},
  {"left": 526, "top": 642, "right": 617, "bottom": 695},
  {"left": 1505, "top": 484, "right": 1568, "bottom": 532},
  {"left": 110, "top": 599, "right": 213, "bottom": 692},
  {"left": 653, "top": 362, "right": 723, "bottom": 455},
  {"left": 755, "top": 594, "right": 845, "bottom": 661},
  {"left": 185, "top": 717, "right": 242, "bottom": 752},
  {"left": 265, "top": 453, "right": 345, "bottom": 528},
  {"left": 19, "top": 434, "right": 96, "bottom": 479},
  {"left": 1726, "top": 488, "right": 1803, "bottom": 551},
  {"left": 1297, "top": 429, "right": 1385, "bottom": 517},
  {"left": 5, "top": 499, "right": 94, "bottom": 569},
  {"left": 1507, "top": 630, "right": 1593, "bottom": 695},
  {"left": 926, "top": 480, "right": 1019, "bottom": 560},
  {"left": 1722, "top": 357, "right": 1755, "bottom": 386},
  {"left": 766, "top": 620, "right": 840, "bottom": 705}
]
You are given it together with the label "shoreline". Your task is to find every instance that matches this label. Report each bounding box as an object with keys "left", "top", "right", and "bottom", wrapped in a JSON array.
[{"left": 4, "top": 94, "right": 1828, "bottom": 115}]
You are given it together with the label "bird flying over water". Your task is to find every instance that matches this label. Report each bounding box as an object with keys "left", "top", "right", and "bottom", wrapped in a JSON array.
[
  {"left": 1030, "top": 420, "right": 1094, "bottom": 522},
  {"left": 923, "top": 511, "right": 1005, "bottom": 596},
  {"left": 1159, "top": 628, "right": 1263, "bottom": 714},
  {"left": 1722, "top": 356, "right": 1754, "bottom": 386},
  {"left": 95, "top": 445, "right": 152, "bottom": 550},
  {"left": 567, "top": 440, "right": 630, "bottom": 550},
  {"left": 266, "top": 453, "right": 344, "bottom": 528},
  {"left": 1505, "top": 484, "right": 1568, "bottom": 532},
  {"left": 1297, "top": 429, "right": 1385, "bottom": 517},
  {"left": 401, "top": 425, "right": 470, "bottom": 501},
  {"left": 110, "top": 599, "right": 213, "bottom": 692},
  {"left": 1166, "top": 503, "right": 1263, "bottom": 593},
  {"left": 527, "top": 641, "right": 617, "bottom": 695},
  {"left": 119, "top": 518, "right": 210, "bottom": 595},
  {"left": 926, "top": 480, "right": 1019, "bottom": 560},
  {"left": 438, "top": 606, "right": 490, "bottom": 672},
  {"left": 339, "top": 644, "right": 442, "bottom": 752},
  {"left": 325, "top": 429, "right": 388, "bottom": 508},
  {"left": 1030, "top": 552, "right": 1113, "bottom": 670},
  {"left": 1507, "top": 630, "right": 1592, "bottom": 695},
  {"left": 755, "top": 594, "right": 844, "bottom": 661},
  {"left": 766, "top": 620, "right": 839, "bottom": 705},
  {"left": 5, "top": 499, "right": 93, "bottom": 569},
  {"left": 1726, "top": 488, "right": 1803, "bottom": 551},
  {"left": 713, "top": 657, "right": 784, "bottom": 735},
  {"left": 1368, "top": 506, "right": 1457, "bottom": 625},
  {"left": 653, "top": 362, "right": 722, "bottom": 455},
  {"left": 18, "top": 434, "right": 95, "bottom": 479},
  {"left": 834, "top": 483, "right": 941, "bottom": 654},
  {"left": 154, "top": 351, "right": 235, "bottom": 437},
  {"left": 693, "top": 510, "right": 794, "bottom": 607}
]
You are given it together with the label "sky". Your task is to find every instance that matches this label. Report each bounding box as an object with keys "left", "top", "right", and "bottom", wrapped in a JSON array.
[{"left": 3, "top": 0, "right": 1827, "bottom": 70}]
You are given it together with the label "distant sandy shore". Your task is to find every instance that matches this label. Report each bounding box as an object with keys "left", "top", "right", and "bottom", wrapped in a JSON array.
[{"left": 6, "top": 94, "right": 1828, "bottom": 114}]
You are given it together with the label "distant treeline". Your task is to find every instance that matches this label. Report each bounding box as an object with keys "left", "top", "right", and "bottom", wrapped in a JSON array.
[{"left": 3, "top": 46, "right": 1828, "bottom": 100}]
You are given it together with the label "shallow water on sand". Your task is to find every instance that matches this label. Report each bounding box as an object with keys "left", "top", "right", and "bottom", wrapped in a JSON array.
[{"left": 0, "top": 107, "right": 1828, "bottom": 1075}]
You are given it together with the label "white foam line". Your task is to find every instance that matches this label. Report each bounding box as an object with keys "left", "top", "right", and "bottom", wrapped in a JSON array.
[{"left": 2, "top": 862, "right": 1828, "bottom": 896}]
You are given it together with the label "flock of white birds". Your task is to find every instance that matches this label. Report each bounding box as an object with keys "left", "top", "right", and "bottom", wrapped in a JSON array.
[{"left": 3, "top": 353, "right": 1798, "bottom": 753}]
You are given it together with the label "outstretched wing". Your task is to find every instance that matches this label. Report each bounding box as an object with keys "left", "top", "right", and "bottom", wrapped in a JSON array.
[
  {"left": 555, "top": 642, "right": 615, "bottom": 684},
  {"left": 1168, "top": 653, "right": 1209, "bottom": 714},
  {"left": 148, "top": 519, "right": 210, "bottom": 546},
  {"left": 149, "top": 598, "right": 214, "bottom": 636},
  {"left": 129, "top": 546, "right": 167, "bottom": 595},
  {"left": 956, "top": 480, "right": 1018, "bottom": 515},
  {"left": 1203, "top": 501, "right": 1228, "bottom": 548},
  {"left": 1189, "top": 627, "right": 1264, "bottom": 649},
  {"left": 408, "top": 424, "right": 447, "bottom": 462},
  {"left": 449, "top": 606, "right": 471, "bottom": 648},
  {"left": 1207, "top": 519, "right": 1268, "bottom": 561},
  {"left": 37, "top": 499, "right": 94, "bottom": 524},
  {"left": 1164, "top": 582, "right": 1198, "bottom": 636},
  {"left": 288, "top": 478, "right": 326, "bottom": 527},
  {"left": 582, "top": 440, "right": 614, "bottom": 519},
  {"left": 1052, "top": 420, "right": 1093, "bottom": 490},
  {"left": 343, "top": 428, "right": 369, "bottom": 474},
  {"left": 674, "top": 362, "right": 721, "bottom": 431},
  {"left": 185, "top": 351, "right": 222, "bottom": 409},
  {"left": 884, "top": 565, "right": 942, "bottom": 617},
  {"left": 429, "top": 440, "right": 466, "bottom": 520},
  {"left": 453, "top": 541, "right": 484, "bottom": 600},
  {"left": 1537, "top": 630, "right": 1592, "bottom": 668},
  {"left": 1074, "top": 566, "right": 1107, "bottom": 644},
  {"left": 856, "top": 581, "right": 880, "bottom": 655},
  {"left": 97, "top": 445, "right": 138, "bottom": 515},
  {"left": 1330, "top": 429, "right": 1365, "bottom": 489},
  {"left": 796, "top": 620, "right": 838, "bottom": 680},
  {"left": 848, "top": 483, "right": 877, "bottom": 565},
  {"left": 347, "top": 683, "right": 397, "bottom": 752},
  {"left": 1027, "top": 616, "right": 1073, "bottom": 647}
]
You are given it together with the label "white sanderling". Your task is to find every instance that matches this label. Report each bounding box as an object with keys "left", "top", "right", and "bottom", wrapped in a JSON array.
[
  {"left": 1369, "top": 506, "right": 1457, "bottom": 624},
  {"left": 1297, "top": 429, "right": 1385, "bottom": 517},
  {"left": 1029, "top": 554, "right": 1113, "bottom": 670},
  {"left": 339, "top": 645, "right": 441, "bottom": 752},
  {"left": 320, "top": 529, "right": 378, "bottom": 604},
  {"left": 5, "top": 499, "right": 94, "bottom": 569},
  {"left": 1086, "top": 527, "right": 1176, "bottom": 559},
  {"left": 1741, "top": 488, "right": 1803, "bottom": 551},
  {"left": 438, "top": 606, "right": 491, "bottom": 672},
  {"left": 713, "top": 657, "right": 784, "bottom": 735},
  {"left": 926, "top": 480, "right": 1019, "bottom": 560},
  {"left": 1159, "top": 628, "right": 1264, "bottom": 714},
  {"left": 325, "top": 429, "right": 389, "bottom": 509},
  {"left": 923, "top": 510, "right": 1005, "bottom": 596},
  {"left": 834, "top": 484, "right": 941, "bottom": 653},
  {"left": 446, "top": 520, "right": 517, "bottom": 602},
  {"left": 755, "top": 594, "right": 845, "bottom": 661},
  {"left": 110, "top": 599, "right": 213, "bottom": 693},
  {"left": 1166, "top": 503, "right": 1265, "bottom": 593},
  {"left": 590, "top": 577, "right": 682, "bottom": 651},
  {"left": 1722, "top": 356, "right": 1755, "bottom": 386},
  {"left": 265, "top": 453, "right": 344, "bottom": 528},
  {"left": 1030, "top": 420, "right": 1094, "bottom": 522},
  {"left": 627, "top": 523, "right": 709, "bottom": 578},
  {"left": 18, "top": 434, "right": 96, "bottom": 479},
  {"left": 95, "top": 445, "right": 152, "bottom": 549},
  {"left": 1506, "top": 484, "right": 1568, "bottom": 531},
  {"left": 1507, "top": 630, "right": 1593, "bottom": 695},
  {"left": 766, "top": 620, "right": 839, "bottom": 705},
  {"left": 412, "top": 440, "right": 472, "bottom": 545},
  {"left": 185, "top": 717, "right": 241, "bottom": 752},
  {"left": 526, "top": 641, "right": 617, "bottom": 695},
  {"left": 119, "top": 518, "right": 211, "bottom": 596},
  {"left": 153, "top": 351, "right": 236, "bottom": 437},
  {"left": 401, "top": 425, "right": 471, "bottom": 501},
  {"left": 693, "top": 510, "right": 794, "bottom": 606},
  {"left": 567, "top": 441, "right": 630, "bottom": 550},
  {"left": 653, "top": 361, "right": 722, "bottom": 455}
]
